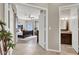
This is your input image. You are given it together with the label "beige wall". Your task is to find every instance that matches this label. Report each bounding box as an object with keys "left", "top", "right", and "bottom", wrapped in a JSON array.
[
  {"left": 28, "top": 3, "right": 60, "bottom": 51},
  {"left": 48, "top": 4, "right": 59, "bottom": 51},
  {"left": 0, "top": 3, "right": 4, "bottom": 21},
  {"left": 0, "top": 3, "right": 4, "bottom": 31}
]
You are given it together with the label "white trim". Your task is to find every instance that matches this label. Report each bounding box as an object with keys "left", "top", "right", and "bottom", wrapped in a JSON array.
[
  {"left": 46, "top": 9, "right": 48, "bottom": 50},
  {"left": 59, "top": 8, "right": 61, "bottom": 52},
  {"left": 47, "top": 49, "right": 61, "bottom": 53}
]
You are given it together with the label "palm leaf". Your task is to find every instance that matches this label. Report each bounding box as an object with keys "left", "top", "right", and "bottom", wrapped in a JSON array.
[{"left": 0, "top": 21, "right": 6, "bottom": 25}]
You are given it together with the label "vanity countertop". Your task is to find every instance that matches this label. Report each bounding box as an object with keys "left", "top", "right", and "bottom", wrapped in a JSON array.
[{"left": 61, "top": 31, "right": 72, "bottom": 34}]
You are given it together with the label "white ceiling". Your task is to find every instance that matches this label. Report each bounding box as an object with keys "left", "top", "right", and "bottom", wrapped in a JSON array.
[
  {"left": 28, "top": 3, "right": 77, "bottom": 7},
  {"left": 27, "top": 3, "right": 48, "bottom": 8},
  {"left": 15, "top": 3, "right": 40, "bottom": 20},
  {"left": 15, "top": 3, "right": 78, "bottom": 20},
  {"left": 52, "top": 3, "right": 76, "bottom": 6}
]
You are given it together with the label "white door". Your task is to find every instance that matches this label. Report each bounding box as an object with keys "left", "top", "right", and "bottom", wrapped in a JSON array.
[
  {"left": 71, "top": 8, "right": 78, "bottom": 53},
  {"left": 44, "top": 10, "right": 46, "bottom": 49},
  {"left": 39, "top": 10, "right": 46, "bottom": 49}
]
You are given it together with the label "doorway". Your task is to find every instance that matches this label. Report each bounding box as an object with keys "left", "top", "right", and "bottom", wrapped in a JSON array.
[
  {"left": 14, "top": 3, "right": 48, "bottom": 52},
  {"left": 59, "top": 7, "right": 78, "bottom": 54},
  {"left": 4, "top": 3, "right": 48, "bottom": 54}
]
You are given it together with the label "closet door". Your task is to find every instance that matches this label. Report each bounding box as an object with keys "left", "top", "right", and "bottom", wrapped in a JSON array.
[
  {"left": 39, "top": 10, "right": 46, "bottom": 49},
  {"left": 71, "top": 7, "right": 78, "bottom": 53}
]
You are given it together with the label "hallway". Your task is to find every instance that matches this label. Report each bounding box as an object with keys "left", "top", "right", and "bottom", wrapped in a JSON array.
[
  {"left": 13, "top": 36, "right": 77, "bottom": 55},
  {"left": 13, "top": 36, "right": 60, "bottom": 55}
]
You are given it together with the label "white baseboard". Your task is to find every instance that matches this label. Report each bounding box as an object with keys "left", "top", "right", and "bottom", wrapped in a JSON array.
[
  {"left": 47, "top": 49, "right": 61, "bottom": 52},
  {"left": 39, "top": 43, "right": 45, "bottom": 49}
]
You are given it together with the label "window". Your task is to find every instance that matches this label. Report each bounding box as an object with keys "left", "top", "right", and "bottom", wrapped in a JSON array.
[{"left": 27, "top": 23, "right": 32, "bottom": 31}]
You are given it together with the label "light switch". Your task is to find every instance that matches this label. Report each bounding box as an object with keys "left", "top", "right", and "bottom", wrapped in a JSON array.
[{"left": 49, "top": 26, "right": 51, "bottom": 30}]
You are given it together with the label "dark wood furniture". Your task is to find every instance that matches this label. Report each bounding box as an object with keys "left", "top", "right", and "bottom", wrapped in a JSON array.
[
  {"left": 18, "top": 30, "right": 33, "bottom": 38},
  {"left": 61, "top": 31, "right": 72, "bottom": 45},
  {"left": 35, "top": 30, "right": 39, "bottom": 43}
]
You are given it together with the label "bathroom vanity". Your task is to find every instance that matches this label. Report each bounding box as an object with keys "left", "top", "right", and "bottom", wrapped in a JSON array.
[{"left": 61, "top": 31, "right": 72, "bottom": 45}]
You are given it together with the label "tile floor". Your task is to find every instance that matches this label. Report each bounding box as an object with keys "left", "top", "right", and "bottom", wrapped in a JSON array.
[
  {"left": 61, "top": 44, "right": 77, "bottom": 55},
  {"left": 13, "top": 36, "right": 77, "bottom": 55}
]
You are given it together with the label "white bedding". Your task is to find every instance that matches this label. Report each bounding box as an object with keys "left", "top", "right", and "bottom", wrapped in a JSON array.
[{"left": 17, "top": 29, "right": 23, "bottom": 35}]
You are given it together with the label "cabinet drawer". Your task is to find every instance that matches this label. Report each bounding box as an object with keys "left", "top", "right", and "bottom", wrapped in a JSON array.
[{"left": 61, "top": 34, "right": 72, "bottom": 45}]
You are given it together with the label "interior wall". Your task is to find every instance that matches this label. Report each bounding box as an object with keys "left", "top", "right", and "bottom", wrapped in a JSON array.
[
  {"left": 0, "top": 3, "right": 4, "bottom": 31},
  {"left": 0, "top": 3, "right": 4, "bottom": 21},
  {"left": 48, "top": 4, "right": 59, "bottom": 51},
  {"left": 60, "top": 20, "right": 67, "bottom": 30},
  {"left": 60, "top": 9, "right": 71, "bottom": 31}
]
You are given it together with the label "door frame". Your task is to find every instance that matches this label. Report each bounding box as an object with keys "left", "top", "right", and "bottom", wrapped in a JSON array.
[
  {"left": 59, "top": 4, "right": 79, "bottom": 53},
  {"left": 15, "top": 3, "right": 48, "bottom": 50}
]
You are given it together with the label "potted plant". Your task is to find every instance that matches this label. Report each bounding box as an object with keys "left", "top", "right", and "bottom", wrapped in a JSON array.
[{"left": 0, "top": 20, "right": 15, "bottom": 55}]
